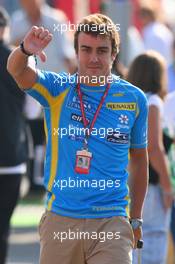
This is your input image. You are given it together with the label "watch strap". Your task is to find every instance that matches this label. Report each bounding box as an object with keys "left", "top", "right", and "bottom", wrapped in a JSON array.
[
  {"left": 20, "top": 41, "right": 33, "bottom": 56},
  {"left": 130, "top": 218, "right": 143, "bottom": 229}
]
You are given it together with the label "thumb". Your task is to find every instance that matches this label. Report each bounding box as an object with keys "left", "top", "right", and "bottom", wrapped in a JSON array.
[{"left": 38, "top": 50, "right": 47, "bottom": 62}]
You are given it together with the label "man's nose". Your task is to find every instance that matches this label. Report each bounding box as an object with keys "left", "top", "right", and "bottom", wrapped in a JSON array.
[{"left": 90, "top": 53, "right": 99, "bottom": 63}]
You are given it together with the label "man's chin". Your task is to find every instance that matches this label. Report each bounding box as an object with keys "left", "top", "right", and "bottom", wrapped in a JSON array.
[
  {"left": 88, "top": 69, "right": 101, "bottom": 76},
  {"left": 86, "top": 70, "right": 102, "bottom": 82},
  {"left": 78, "top": 70, "right": 107, "bottom": 84},
  {"left": 90, "top": 74, "right": 109, "bottom": 85}
]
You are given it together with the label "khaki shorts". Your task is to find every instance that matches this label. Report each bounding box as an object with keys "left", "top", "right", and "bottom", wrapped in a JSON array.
[{"left": 38, "top": 211, "right": 134, "bottom": 264}]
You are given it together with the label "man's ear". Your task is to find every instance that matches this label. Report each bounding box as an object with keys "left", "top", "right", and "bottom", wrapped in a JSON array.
[
  {"left": 111, "top": 52, "right": 118, "bottom": 62},
  {"left": 75, "top": 49, "right": 79, "bottom": 59}
]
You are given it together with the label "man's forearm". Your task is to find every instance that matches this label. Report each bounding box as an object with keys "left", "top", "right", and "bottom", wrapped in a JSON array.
[
  {"left": 129, "top": 169, "right": 148, "bottom": 218},
  {"left": 7, "top": 46, "right": 37, "bottom": 88},
  {"left": 129, "top": 148, "right": 148, "bottom": 219},
  {"left": 7, "top": 47, "right": 29, "bottom": 77}
]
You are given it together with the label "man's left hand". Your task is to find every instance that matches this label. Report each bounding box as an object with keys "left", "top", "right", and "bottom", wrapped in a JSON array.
[{"left": 132, "top": 227, "right": 142, "bottom": 249}]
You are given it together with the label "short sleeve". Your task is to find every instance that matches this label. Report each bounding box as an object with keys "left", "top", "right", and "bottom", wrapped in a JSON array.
[
  {"left": 25, "top": 70, "right": 69, "bottom": 107},
  {"left": 130, "top": 92, "right": 148, "bottom": 148}
]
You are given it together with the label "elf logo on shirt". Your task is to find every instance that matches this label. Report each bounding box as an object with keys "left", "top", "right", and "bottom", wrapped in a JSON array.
[
  {"left": 71, "top": 113, "right": 90, "bottom": 124},
  {"left": 106, "top": 102, "right": 136, "bottom": 111}
]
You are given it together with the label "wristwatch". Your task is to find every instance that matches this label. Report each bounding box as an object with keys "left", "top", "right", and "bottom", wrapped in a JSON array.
[{"left": 130, "top": 218, "right": 143, "bottom": 230}]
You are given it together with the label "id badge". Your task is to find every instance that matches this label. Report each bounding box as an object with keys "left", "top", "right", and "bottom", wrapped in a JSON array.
[{"left": 75, "top": 149, "right": 92, "bottom": 174}]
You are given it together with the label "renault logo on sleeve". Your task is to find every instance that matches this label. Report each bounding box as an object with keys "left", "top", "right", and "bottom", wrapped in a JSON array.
[{"left": 106, "top": 102, "right": 136, "bottom": 111}]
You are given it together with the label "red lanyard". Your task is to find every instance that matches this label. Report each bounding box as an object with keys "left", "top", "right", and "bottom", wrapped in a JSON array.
[{"left": 77, "top": 83, "right": 110, "bottom": 147}]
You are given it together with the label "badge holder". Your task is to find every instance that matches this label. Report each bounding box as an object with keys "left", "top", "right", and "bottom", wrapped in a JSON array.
[
  {"left": 75, "top": 149, "right": 92, "bottom": 174},
  {"left": 74, "top": 82, "right": 110, "bottom": 175}
]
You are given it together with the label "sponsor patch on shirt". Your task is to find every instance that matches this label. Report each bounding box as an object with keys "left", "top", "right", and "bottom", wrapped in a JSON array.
[
  {"left": 118, "top": 114, "right": 129, "bottom": 125},
  {"left": 112, "top": 93, "right": 124, "bottom": 97},
  {"left": 66, "top": 90, "right": 96, "bottom": 114},
  {"left": 71, "top": 113, "right": 90, "bottom": 124},
  {"left": 107, "top": 132, "right": 129, "bottom": 144},
  {"left": 68, "top": 134, "right": 84, "bottom": 142},
  {"left": 106, "top": 102, "right": 136, "bottom": 111}
]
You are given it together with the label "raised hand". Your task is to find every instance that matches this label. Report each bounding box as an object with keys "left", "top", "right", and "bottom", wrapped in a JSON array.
[{"left": 23, "top": 26, "right": 53, "bottom": 62}]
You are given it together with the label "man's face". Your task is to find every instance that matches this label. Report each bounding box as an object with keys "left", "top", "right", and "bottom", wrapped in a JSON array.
[{"left": 76, "top": 32, "right": 116, "bottom": 83}]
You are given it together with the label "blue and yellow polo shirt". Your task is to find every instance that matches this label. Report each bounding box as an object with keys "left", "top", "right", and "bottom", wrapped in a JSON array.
[{"left": 26, "top": 70, "right": 148, "bottom": 218}]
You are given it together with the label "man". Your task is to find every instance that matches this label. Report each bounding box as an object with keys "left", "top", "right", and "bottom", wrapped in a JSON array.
[
  {"left": 0, "top": 6, "right": 28, "bottom": 264},
  {"left": 7, "top": 13, "right": 148, "bottom": 264}
]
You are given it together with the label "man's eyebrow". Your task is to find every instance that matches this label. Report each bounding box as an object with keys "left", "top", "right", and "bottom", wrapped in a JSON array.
[
  {"left": 80, "top": 45, "right": 91, "bottom": 49},
  {"left": 80, "top": 45, "right": 109, "bottom": 49},
  {"left": 97, "top": 46, "right": 109, "bottom": 50}
]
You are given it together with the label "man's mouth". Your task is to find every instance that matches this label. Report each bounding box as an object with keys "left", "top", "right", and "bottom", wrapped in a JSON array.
[{"left": 88, "top": 66, "right": 101, "bottom": 69}]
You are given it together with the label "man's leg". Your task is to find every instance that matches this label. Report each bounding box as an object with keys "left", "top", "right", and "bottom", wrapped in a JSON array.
[
  {"left": 0, "top": 174, "right": 21, "bottom": 264},
  {"left": 39, "top": 211, "right": 85, "bottom": 264},
  {"left": 85, "top": 216, "right": 134, "bottom": 264}
]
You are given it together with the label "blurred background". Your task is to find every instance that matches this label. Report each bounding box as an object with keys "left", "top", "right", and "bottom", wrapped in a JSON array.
[{"left": 0, "top": 0, "right": 175, "bottom": 263}]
